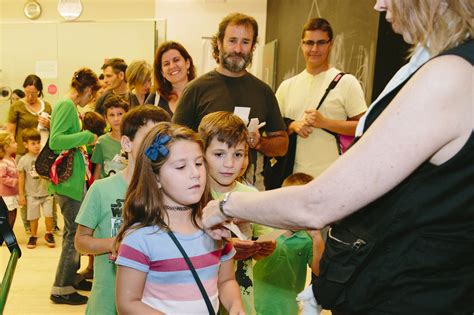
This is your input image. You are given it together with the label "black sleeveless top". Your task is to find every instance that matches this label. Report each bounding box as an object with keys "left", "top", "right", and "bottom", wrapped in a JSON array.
[{"left": 314, "top": 39, "right": 474, "bottom": 314}]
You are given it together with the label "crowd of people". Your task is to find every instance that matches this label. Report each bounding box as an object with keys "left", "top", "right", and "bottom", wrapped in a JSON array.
[{"left": 1, "top": 0, "right": 472, "bottom": 314}]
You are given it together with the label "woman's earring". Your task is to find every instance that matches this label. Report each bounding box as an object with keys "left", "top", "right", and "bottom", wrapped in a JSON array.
[{"left": 157, "top": 181, "right": 162, "bottom": 189}]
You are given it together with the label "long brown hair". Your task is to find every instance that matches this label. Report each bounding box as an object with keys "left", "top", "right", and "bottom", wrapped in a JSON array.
[
  {"left": 153, "top": 41, "right": 196, "bottom": 101},
  {"left": 114, "top": 122, "right": 210, "bottom": 250}
]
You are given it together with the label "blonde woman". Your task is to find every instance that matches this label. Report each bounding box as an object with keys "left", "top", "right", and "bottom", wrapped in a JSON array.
[
  {"left": 126, "top": 60, "right": 152, "bottom": 108},
  {"left": 203, "top": 0, "right": 473, "bottom": 313}
]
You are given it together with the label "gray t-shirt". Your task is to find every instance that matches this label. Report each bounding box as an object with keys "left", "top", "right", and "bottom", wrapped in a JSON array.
[{"left": 17, "top": 153, "right": 49, "bottom": 197}]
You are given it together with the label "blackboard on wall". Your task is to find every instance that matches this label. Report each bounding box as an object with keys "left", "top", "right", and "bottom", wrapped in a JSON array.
[{"left": 266, "top": 0, "right": 379, "bottom": 102}]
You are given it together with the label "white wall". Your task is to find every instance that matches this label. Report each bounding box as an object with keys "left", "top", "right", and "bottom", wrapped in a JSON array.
[{"left": 155, "top": 0, "right": 267, "bottom": 79}]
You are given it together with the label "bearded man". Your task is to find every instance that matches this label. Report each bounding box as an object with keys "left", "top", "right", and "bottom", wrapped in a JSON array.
[{"left": 173, "top": 13, "right": 288, "bottom": 189}]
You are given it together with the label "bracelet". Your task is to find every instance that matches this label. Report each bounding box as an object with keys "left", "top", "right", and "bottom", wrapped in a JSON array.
[{"left": 219, "top": 192, "right": 232, "bottom": 219}]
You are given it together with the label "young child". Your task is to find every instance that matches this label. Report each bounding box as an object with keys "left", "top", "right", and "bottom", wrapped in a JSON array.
[
  {"left": 17, "top": 128, "right": 55, "bottom": 249},
  {"left": 91, "top": 94, "right": 129, "bottom": 180},
  {"left": 253, "top": 172, "right": 325, "bottom": 315},
  {"left": 115, "top": 122, "right": 244, "bottom": 314},
  {"left": 198, "top": 111, "right": 276, "bottom": 315},
  {"left": 74, "top": 106, "right": 171, "bottom": 315},
  {"left": 0, "top": 132, "right": 19, "bottom": 228}
]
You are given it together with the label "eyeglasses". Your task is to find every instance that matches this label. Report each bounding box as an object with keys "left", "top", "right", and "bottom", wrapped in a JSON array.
[{"left": 302, "top": 39, "right": 331, "bottom": 48}]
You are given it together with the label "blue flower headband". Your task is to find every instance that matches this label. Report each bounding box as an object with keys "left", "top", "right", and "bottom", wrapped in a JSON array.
[{"left": 145, "top": 134, "right": 171, "bottom": 161}]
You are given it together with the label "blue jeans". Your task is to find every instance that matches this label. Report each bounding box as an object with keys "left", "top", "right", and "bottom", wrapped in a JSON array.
[{"left": 51, "top": 194, "right": 83, "bottom": 295}]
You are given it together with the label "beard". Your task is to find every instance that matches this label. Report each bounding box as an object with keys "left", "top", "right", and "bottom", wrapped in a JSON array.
[{"left": 220, "top": 51, "right": 253, "bottom": 73}]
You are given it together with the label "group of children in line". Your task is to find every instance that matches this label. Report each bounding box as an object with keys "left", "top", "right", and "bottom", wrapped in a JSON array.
[
  {"left": 1, "top": 93, "right": 325, "bottom": 314},
  {"left": 0, "top": 128, "right": 55, "bottom": 249}
]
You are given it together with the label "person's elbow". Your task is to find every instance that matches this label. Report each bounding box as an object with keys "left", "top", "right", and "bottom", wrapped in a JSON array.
[{"left": 74, "top": 232, "right": 88, "bottom": 255}]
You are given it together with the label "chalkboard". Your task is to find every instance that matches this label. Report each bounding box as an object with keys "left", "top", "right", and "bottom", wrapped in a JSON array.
[{"left": 266, "top": 0, "right": 379, "bottom": 102}]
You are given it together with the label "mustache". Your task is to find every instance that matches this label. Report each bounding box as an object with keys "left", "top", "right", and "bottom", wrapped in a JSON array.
[{"left": 227, "top": 52, "right": 247, "bottom": 59}]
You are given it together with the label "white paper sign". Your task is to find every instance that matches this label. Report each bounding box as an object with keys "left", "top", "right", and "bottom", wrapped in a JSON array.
[
  {"left": 35, "top": 60, "right": 58, "bottom": 79},
  {"left": 233, "top": 106, "right": 250, "bottom": 125}
]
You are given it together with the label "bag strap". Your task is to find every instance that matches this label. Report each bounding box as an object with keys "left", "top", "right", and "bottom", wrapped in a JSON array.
[
  {"left": 154, "top": 91, "right": 160, "bottom": 107},
  {"left": 167, "top": 231, "right": 216, "bottom": 315},
  {"left": 315, "top": 72, "right": 346, "bottom": 155},
  {"left": 315, "top": 72, "right": 345, "bottom": 111}
]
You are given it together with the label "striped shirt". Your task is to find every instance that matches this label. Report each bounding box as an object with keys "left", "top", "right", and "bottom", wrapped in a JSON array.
[{"left": 116, "top": 225, "right": 235, "bottom": 314}]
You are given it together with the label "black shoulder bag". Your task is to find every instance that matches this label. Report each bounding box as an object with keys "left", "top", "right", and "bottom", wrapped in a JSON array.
[
  {"left": 263, "top": 72, "right": 346, "bottom": 190},
  {"left": 167, "top": 231, "right": 216, "bottom": 315}
]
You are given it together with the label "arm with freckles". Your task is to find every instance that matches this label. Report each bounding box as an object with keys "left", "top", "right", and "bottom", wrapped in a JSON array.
[{"left": 203, "top": 56, "right": 472, "bottom": 231}]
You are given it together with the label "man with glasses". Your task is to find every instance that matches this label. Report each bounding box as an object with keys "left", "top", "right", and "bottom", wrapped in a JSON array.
[{"left": 276, "top": 18, "right": 367, "bottom": 178}]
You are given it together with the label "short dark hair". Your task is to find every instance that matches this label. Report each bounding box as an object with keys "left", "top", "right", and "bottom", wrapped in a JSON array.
[
  {"left": 120, "top": 105, "right": 171, "bottom": 141},
  {"left": 301, "top": 18, "right": 333, "bottom": 40},
  {"left": 211, "top": 13, "right": 259, "bottom": 63},
  {"left": 153, "top": 41, "right": 196, "bottom": 101},
  {"left": 102, "top": 58, "right": 128, "bottom": 75},
  {"left": 198, "top": 111, "right": 248, "bottom": 151},
  {"left": 21, "top": 128, "right": 41, "bottom": 143},
  {"left": 283, "top": 172, "right": 314, "bottom": 187},
  {"left": 103, "top": 94, "right": 129, "bottom": 116},
  {"left": 23, "top": 75, "right": 44, "bottom": 98}
]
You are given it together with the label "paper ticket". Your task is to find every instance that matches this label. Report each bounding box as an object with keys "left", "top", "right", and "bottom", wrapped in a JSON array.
[
  {"left": 247, "top": 118, "right": 266, "bottom": 133},
  {"left": 222, "top": 222, "right": 247, "bottom": 240}
]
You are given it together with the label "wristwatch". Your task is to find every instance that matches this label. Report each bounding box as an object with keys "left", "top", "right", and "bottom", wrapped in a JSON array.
[{"left": 219, "top": 192, "right": 232, "bottom": 219}]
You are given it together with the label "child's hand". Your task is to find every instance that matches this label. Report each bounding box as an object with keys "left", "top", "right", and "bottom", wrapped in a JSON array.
[
  {"left": 19, "top": 195, "right": 26, "bottom": 206},
  {"left": 232, "top": 239, "right": 260, "bottom": 260},
  {"left": 253, "top": 240, "right": 276, "bottom": 260}
]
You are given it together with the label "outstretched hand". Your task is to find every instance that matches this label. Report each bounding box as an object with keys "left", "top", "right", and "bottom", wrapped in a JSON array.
[{"left": 202, "top": 199, "right": 232, "bottom": 240}]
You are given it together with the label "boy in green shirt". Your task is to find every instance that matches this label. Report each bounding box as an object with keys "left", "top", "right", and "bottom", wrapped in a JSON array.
[
  {"left": 91, "top": 95, "right": 129, "bottom": 180},
  {"left": 198, "top": 111, "right": 276, "bottom": 315},
  {"left": 74, "top": 106, "right": 170, "bottom": 315},
  {"left": 253, "top": 173, "right": 324, "bottom": 315}
]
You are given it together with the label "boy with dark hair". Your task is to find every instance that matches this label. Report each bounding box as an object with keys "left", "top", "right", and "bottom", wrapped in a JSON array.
[
  {"left": 199, "top": 111, "right": 275, "bottom": 314},
  {"left": 18, "top": 128, "right": 55, "bottom": 249},
  {"left": 74, "top": 105, "right": 170, "bottom": 313},
  {"left": 91, "top": 94, "right": 129, "bottom": 180}
]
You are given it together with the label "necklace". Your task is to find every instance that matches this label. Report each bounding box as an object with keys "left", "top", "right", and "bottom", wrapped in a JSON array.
[{"left": 163, "top": 205, "right": 192, "bottom": 212}]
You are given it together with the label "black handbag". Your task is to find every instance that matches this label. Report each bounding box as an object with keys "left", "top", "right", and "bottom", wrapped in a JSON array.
[
  {"left": 35, "top": 137, "right": 74, "bottom": 184},
  {"left": 263, "top": 73, "right": 346, "bottom": 190},
  {"left": 167, "top": 231, "right": 217, "bottom": 315}
]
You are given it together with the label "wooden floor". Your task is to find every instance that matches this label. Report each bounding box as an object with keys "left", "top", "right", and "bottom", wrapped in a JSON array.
[
  {"left": 1, "top": 215, "right": 89, "bottom": 315},
  {"left": 2, "top": 214, "right": 332, "bottom": 315}
]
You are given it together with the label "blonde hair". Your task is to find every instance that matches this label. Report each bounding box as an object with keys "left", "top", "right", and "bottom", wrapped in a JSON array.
[
  {"left": 126, "top": 60, "right": 152, "bottom": 90},
  {"left": 0, "top": 132, "right": 13, "bottom": 159},
  {"left": 198, "top": 111, "right": 248, "bottom": 151},
  {"left": 391, "top": 0, "right": 473, "bottom": 56}
]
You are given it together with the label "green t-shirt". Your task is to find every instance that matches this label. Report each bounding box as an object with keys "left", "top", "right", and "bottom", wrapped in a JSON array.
[
  {"left": 75, "top": 173, "right": 128, "bottom": 315},
  {"left": 212, "top": 181, "right": 273, "bottom": 315},
  {"left": 91, "top": 133, "right": 125, "bottom": 178},
  {"left": 253, "top": 231, "right": 313, "bottom": 315},
  {"left": 48, "top": 98, "right": 95, "bottom": 201}
]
